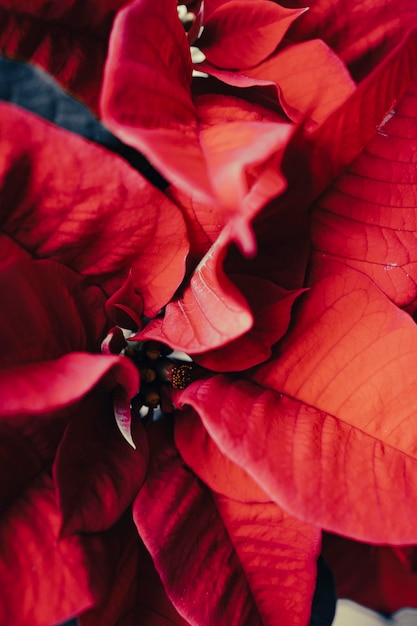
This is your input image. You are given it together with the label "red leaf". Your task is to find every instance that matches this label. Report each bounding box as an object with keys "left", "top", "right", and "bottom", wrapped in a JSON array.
[
  {"left": 311, "top": 74, "right": 417, "bottom": 307},
  {"left": 134, "top": 422, "right": 320, "bottom": 625},
  {"left": 80, "top": 525, "right": 190, "bottom": 626},
  {"left": 175, "top": 406, "right": 269, "bottom": 502},
  {"left": 308, "top": 32, "right": 417, "bottom": 198},
  {"left": 232, "top": 39, "right": 355, "bottom": 125},
  {"left": 0, "top": 412, "right": 68, "bottom": 512},
  {"left": 0, "top": 472, "right": 115, "bottom": 625},
  {"left": 214, "top": 496, "right": 320, "bottom": 626},
  {"left": 0, "top": 102, "right": 188, "bottom": 315},
  {"left": 199, "top": 1, "right": 306, "bottom": 70},
  {"left": 178, "top": 303, "right": 417, "bottom": 545},
  {"left": 194, "top": 276, "right": 305, "bottom": 371},
  {"left": 105, "top": 271, "right": 144, "bottom": 331},
  {"left": 134, "top": 424, "right": 262, "bottom": 624},
  {"left": 194, "top": 93, "right": 293, "bottom": 230},
  {"left": 136, "top": 233, "right": 253, "bottom": 353},
  {"left": 286, "top": 0, "right": 417, "bottom": 81},
  {"left": 53, "top": 393, "right": 148, "bottom": 535},
  {"left": 101, "top": 0, "right": 294, "bottom": 215},
  {"left": 100, "top": 0, "right": 211, "bottom": 199},
  {"left": 0, "top": 0, "right": 130, "bottom": 112},
  {"left": 0, "top": 352, "right": 138, "bottom": 418},
  {"left": 0, "top": 259, "right": 106, "bottom": 367}
]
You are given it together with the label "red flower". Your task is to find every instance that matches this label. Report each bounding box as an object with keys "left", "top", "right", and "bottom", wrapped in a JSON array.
[
  {"left": 2, "top": 0, "right": 417, "bottom": 624},
  {"left": 100, "top": 0, "right": 357, "bottom": 246},
  {"left": 99, "top": 0, "right": 417, "bottom": 619}
]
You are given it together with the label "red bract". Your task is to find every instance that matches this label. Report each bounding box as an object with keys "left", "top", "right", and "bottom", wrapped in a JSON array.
[
  {"left": 0, "top": 100, "right": 188, "bottom": 317},
  {"left": 0, "top": 0, "right": 131, "bottom": 112},
  {"left": 0, "top": 258, "right": 149, "bottom": 625},
  {"left": 0, "top": 101, "right": 194, "bottom": 622},
  {"left": 100, "top": 0, "right": 301, "bottom": 229},
  {"left": 283, "top": 0, "right": 417, "bottom": 80},
  {"left": 4, "top": 0, "right": 417, "bottom": 624},
  {"left": 133, "top": 419, "right": 321, "bottom": 626}
]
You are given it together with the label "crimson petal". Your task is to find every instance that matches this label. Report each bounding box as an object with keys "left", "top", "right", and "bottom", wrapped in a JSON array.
[
  {"left": 286, "top": 0, "right": 417, "bottom": 80},
  {"left": 0, "top": 102, "right": 188, "bottom": 315},
  {"left": 0, "top": 259, "right": 106, "bottom": 367},
  {"left": 0, "top": 473, "right": 114, "bottom": 625},
  {"left": 134, "top": 422, "right": 320, "bottom": 625},
  {"left": 54, "top": 393, "right": 148, "bottom": 535},
  {"left": 225, "top": 39, "right": 356, "bottom": 125},
  {"left": 0, "top": 0, "right": 130, "bottom": 112},
  {"left": 199, "top": 1, "right": 306, "bottom": 70},
  {"left": 0, "top": 352, "right": 138, "bottom": 418},
  {"left": 136, "top": 233, "right": 253, "bottom": 353},
  {"left": 178, "top": 294, "right": 417, "bottom": 546},
  {"left": 101, "top": 0, "right": 293, "bottom": 214},
  {"left": 80, "top": 524, "right": 190, "bottom": 626},
  {"left": 309, "top": 32, "right": 417, "bottom": 198},
  {"left": 194, "top": 276, "right": 305, "bottom": 371},
  {"left": 311, "top": 73, "right": 417, "bottom": 308}
]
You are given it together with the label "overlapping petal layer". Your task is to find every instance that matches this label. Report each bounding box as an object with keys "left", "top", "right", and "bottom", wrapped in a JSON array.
[
  {"left": 136, "top": 234, "right": 253, "bottom": 353},
  {"left": 0, "top": 473, "right": 115, "bottom": 626},
  {"left": 311, "top": 74, "right": 417, "bottom": 308},
  {"left": 200, "top": 39, "right": 355, "bottom": 127},
  {"left": 80, "top": 522, "right": 190, "bottom": 626},
  {"left": 100, "top": 0, "right": 295, "bottom": 219},
  {"left": 285, "top": 0, "right": 417, "bottom": 80},
  {"left": 176, "top": 259, "right": 417, "bottom": 548},
  {"left": 135, "top": 421, "right": 320, "bottom": 626},
  {"left": 0, "top": 258, "right": 146, "bottom": 622},
  {"left": 0, "top": 101, "right": 188, "bottom": 316},
  {"left": 0, "top": 0, "right": 130, "bottom": 111},
  {"left": 199, "top": 1, "right": 306, "bottom": 69}
]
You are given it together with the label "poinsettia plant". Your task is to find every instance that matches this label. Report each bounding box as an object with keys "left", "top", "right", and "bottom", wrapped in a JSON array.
[{"left": 2, "top": 0, "right": 417, "bottom": 624}]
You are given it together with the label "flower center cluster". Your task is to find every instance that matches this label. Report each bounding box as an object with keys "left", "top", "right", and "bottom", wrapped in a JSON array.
[
  {"left": 125, "top": 340, "right": 195, "bottom": 418},
  {"left": 177, "top": 1, "right": 208, "bottom": 77}
]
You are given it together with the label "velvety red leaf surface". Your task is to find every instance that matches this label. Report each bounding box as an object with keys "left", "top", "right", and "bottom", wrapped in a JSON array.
[
  {"left": 80, "top": 521, "right": 190, "bottom": 626},
  {"left": 311, "top": 74, "right": 417, "bottom": 308},
  {"left": 0, "top": 101, "right": 188, "bottom": 315},
  {"left": 193, "top": 276, "right": 305, "bottom": 371},
  {"left": 308, "top": 31, "right": 417, "bottom": 197},
  {"left": 0, "top": 352, "right": 138, "bottom": 418},
  {"left": 101, "top": 0, "right": 294, "bottom": 215},
  {"left": 215, "top": 497, "right": 318, "bottom": 626},
  {"left": 199, "top": 38, "right": 355, "bottom": 130},
  {"left": 178, "top": 301, "right": 417, "bottom": 546},
  {"left": 136, "top": 233, "right": 253, "bottom": 353},
  {"left": 199, "top": 1, "right": 305, "bottom": 70},
  {"left": 175, "top": 409, "right": 320, "bottom": 625},
  {"left": 193, "top": 93, "right": 293, "bottom": 232},
  {"left": 284, "top": 0, "right": 417, "bottom": 81},
  {"left": 105, "top": 272, "right": 144, "bottom": 331},
  {"left": 0, "top": 260, "right": 98, "bottom": 505},
  {"left": 134, "top": 427, "right": 261, "bottom": 625},
  {"left": 135, "top": 422, "right": 320, "bottom": 625},
  {"left": 0, "top": 259, "right": 106, "bottom": 366},
  {"left": 0, "top": 0, "right": 130, "bottom": 111},
  {"left": 175, "top": 406, "right": 269, "bottom": 502},
  {"left": 322, "top": 534, "right": 417, "bottom": 615},
  {"left": 252, "top": 263, "right": 417, "bottom": 541},
  {"left": 54, "top": 393, "right": 148, "bottom": 535},
  {"left": 0, "top": 258, "right": 145, "bottom": 621},
  {"left": 0, "top": 472, "right": 114, "bottom": 626}
]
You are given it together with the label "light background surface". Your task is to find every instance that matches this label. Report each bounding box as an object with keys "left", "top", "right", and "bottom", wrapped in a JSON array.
[{"left": 334, "top": 601, "right": 417, "bottom": 625}]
